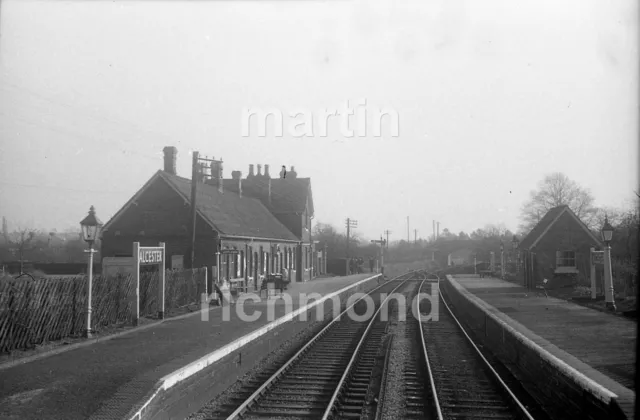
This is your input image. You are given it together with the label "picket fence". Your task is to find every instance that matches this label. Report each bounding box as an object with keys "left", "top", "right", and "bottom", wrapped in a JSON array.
[{"left": 0, "top": 268, "right": 206, "bottom": 353}]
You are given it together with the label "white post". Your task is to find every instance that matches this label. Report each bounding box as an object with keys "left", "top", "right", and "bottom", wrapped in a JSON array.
[
  {"left": 474, "top": 257, "right": 477, "bottom": 275},
  {"left": 133, "top": 242, "right": 140, "bottom": 326},
  {"left": 204, "top": 266, "right": 208, "bottom": 297},
  {"left": 590, "top": 247, "right": 596, "bottom": 299},
  {"left": 604, "top": 244, "right": 616, "bottom": 311},
  {"left": 501, "top": 251, "right": 505, "bottom": 278},
  {"left": 85, "top": 244, "right": 95, "bottom": 338},
  {"left": 158, "top": 242, "right": 166, "bottom": 319}
]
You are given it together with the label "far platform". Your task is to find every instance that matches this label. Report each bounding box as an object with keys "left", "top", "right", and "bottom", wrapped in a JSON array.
[
  {"left": 450, "top": 275, "right": 636, "bottom": 418},
  {"left": 0, "top": 273, "right": 377, "bottom": 420}
]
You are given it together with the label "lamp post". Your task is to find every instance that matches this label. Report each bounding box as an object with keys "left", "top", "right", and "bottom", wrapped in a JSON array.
[
  {"left": 500, "top": 240, "right": 505, "bottom": 279},
  {"left": 512, "top": 235, "right": 519, "bottom": 273},
  {"left": 601, "top": 216, "right": 616, "bottom": 311},
  {"left": 80, "top": 205, "right": 103, "bottom": 339}
]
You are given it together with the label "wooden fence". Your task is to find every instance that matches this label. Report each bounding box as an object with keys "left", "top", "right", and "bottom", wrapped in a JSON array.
[{"left": 0, "top": 268, "right": 207, "bottom": 353}]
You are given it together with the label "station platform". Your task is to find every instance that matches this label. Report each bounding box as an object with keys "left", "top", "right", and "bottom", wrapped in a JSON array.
[
  {"left": 448, "top": 275, "right": 636, "bottom": 419},
  {"left": 0, "top": 273, "right": 379, "bottom": 420}
]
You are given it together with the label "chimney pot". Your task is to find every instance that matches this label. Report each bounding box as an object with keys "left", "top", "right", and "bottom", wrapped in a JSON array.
[
  {"left": 248, "top": 164, "right": 255, "bottom": 177},
  {"left": 264, "top": 164, "right": 271, "bottom": 179},
  {"left": 257, "top": 164, "right": 263, "bottom": 177},
  {"left": 289, "top": 166, "right": 298, "bottom": 179},
  {"left": 163, "top": 146, "right": 177, "bottom": 175}
]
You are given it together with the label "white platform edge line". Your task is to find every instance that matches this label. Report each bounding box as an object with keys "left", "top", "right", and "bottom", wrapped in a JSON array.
[
  {"left": 445, "top": 275, "right": 619, "bottom": 403},
  {"left": 127, "top": 274, "right": 379, "bottom": 420}
]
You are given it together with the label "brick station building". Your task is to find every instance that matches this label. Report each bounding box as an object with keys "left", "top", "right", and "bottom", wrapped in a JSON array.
[
  {"left": 516, "top": 204, "right": 602, "bottom": 289},
  {"left": 100, "top": 147, "right": 316, "bottom": 290}
]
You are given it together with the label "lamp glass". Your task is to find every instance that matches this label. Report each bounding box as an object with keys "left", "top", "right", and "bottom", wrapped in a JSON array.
[
  {"left": 81, "top": 224, "right": 99, "bottom": 243},
  {"left": 80, "top": 206, "right": 102, "bottom": 244},
  {"left": 601, "top": 218, "right": 614, "bottom": 242}
]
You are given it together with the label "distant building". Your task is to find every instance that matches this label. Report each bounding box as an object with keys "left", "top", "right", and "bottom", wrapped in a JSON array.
[
  {"left": 447, "top": 248, "right": 474, "bottom": 266},
  {"left": 516, "top": 205, "right": 602, "bottom": 288},
  {"left": 100, "top": 147, "right": 316, "bottom": 291}
]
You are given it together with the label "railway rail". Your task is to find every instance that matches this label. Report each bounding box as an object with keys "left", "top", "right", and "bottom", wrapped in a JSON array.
[
  {"left": 417, "top": 273, "right": 536, "bottom": 420},
  {"left": 210, "top": 270, "right": 424, "bottom": 420}
]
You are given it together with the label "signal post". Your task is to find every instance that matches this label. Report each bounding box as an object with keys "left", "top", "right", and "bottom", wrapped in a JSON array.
[{"left": 371, "top": 237, "right": 386, "bottom": 275}]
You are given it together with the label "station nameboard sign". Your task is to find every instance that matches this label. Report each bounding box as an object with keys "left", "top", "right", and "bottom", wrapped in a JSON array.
[
  {"left": 591, "top": 251, "right": 604, "bottom": 265},
  {"left": 139, "top": 247, "right": 164, "bottom": 265}
]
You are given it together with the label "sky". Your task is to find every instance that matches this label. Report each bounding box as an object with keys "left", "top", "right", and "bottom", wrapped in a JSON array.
[{"left": 0, "top": 0, "right": 638, "bottom": 242}]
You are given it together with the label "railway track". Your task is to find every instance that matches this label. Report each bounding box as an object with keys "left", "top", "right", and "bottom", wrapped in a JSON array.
[
  {"left": 209, "top": 271, "right": 423, "bottom": 420},
  {"left": 418, "top": 274, "right": 535, "bottom": 420}
]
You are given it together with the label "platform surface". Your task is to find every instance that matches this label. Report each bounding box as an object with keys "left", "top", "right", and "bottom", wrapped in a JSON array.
[
  {"left": 0, "top": 273, "right": 374, "bottom": 420},
  {"left": 452, "top": 275, "right": 636, "bottom": 418}
]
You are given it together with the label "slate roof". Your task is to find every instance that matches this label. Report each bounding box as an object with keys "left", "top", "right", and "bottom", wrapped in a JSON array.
[
  {"left": 270, "top": 178, "right": 313, "bottom": 214},
  {"left": 518, "top": 205, "right": 601, "bottom": 250},
  {"left": 161, "top": 172, "right": 299, "bottom": 241},
  {"left": 238, "top": 176, "right": 314, "bottom": 215},
  {"left": 518, "top": 206, "right": 568, "bottom": 250},
  {"left": 102, "top": 171, "right": 299, "bottom": 242}
]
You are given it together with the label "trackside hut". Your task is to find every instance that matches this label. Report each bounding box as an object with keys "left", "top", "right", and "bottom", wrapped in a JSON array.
[
  {"left": 516, "top": 205, "right": 602, "bottom": 289},
  {"left": 100, "top": 147, "right": 301, "bottom": 291}
]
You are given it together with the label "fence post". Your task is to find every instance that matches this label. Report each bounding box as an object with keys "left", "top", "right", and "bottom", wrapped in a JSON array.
[
  {"left": 158, "top": 242, "right": 166, "bottom": 320},
  {"left": 133, "top": 242, "right": 140, "bottom": 326}
]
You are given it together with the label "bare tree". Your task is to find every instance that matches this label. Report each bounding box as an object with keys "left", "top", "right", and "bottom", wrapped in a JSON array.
[
  {"left": 519, "top": 172, "right": 596, "bottom": 233},
  {"left": 3, "top": 227, "right": 38, "bottom": 273}
]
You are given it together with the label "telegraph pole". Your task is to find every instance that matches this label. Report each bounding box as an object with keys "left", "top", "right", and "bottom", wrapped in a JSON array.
[
  {"left": 186, "top": 151, "right": 200, "bottom": 269},
  {"left": 384, "top": 230, "right": 391, "bottom": 249},
  {"left": 414, "top": 229, "right": 418, "bottom": 245},
  {"left": 345, "top": 218, "right": 358, "bottom": 258},
  {"left": 186, "top": 152, "right": 220, "bottom": 270},
  {"left": 407, "top": 216, "right": 410, "bottom": 242}
]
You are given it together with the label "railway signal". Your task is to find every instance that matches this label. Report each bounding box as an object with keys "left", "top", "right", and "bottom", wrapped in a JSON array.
[{"left": 383, "top": 230, "right": 391, "bottom": 249}]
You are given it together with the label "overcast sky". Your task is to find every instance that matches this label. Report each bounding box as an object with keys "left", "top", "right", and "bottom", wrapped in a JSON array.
[{"left": 0, "top": 0, "right": 637, "bottom": 241}]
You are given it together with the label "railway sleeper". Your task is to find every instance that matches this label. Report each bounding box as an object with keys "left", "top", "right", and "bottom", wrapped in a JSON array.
[
  {"left": 245, "top": 409, "right": 323, "bottom": 418},
  {"left": 277, "top": 379, "right": 338, "bottom": 386}
]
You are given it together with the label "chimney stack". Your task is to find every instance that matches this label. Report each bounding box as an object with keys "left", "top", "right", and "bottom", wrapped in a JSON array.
[
  {"left": 248, "top": 164, "right": 255, "bottom": 178},
  {"left": 215, "top": 160, "right": 223, "bottom": 193},
  {"left": 289, "top": 166, "right": 298, "bottom": 179},
  {"left": 267, "top": 178, "right": 271, "bottom": 204},
  {"left": 232, "top": 171, "right": 243, "bottom": 197},
  {"left": 256, "top": 164, "right": 263, "bottom": 177},
  {"left": 163, "top": 146, "right": 177, "bottom": 175},
  {"left": 264, "top": 164, "right": 271, "bottom": 179}
]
